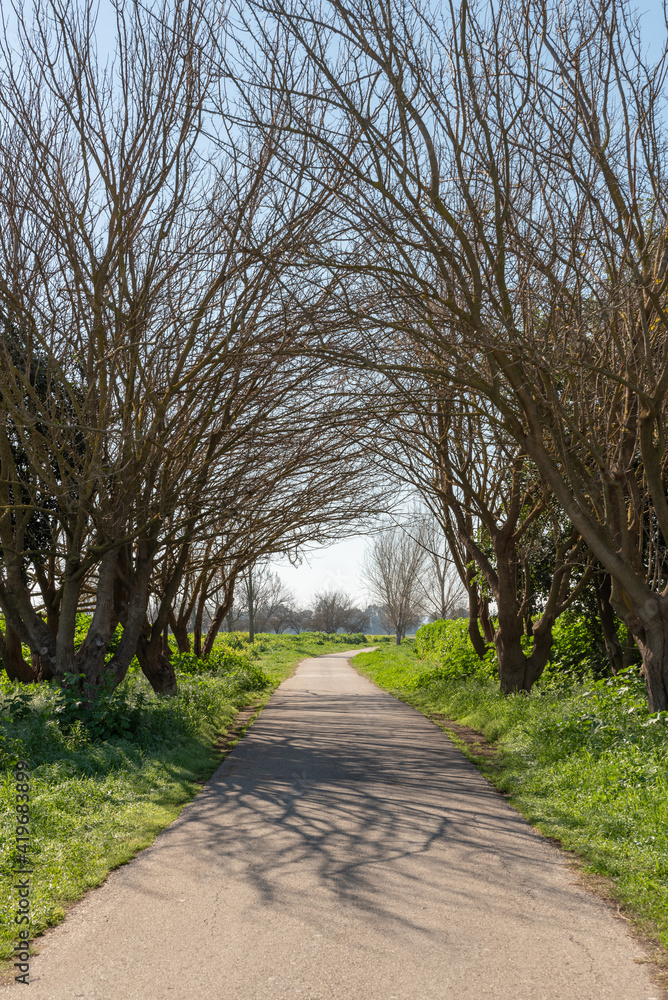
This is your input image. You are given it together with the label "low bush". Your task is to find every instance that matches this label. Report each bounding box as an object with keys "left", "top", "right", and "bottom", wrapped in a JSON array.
[
  {"left": 172, "top": 648, "right": 253, "bottom": 676},
  {"left": 288, "top": 630, "right": 369, "bottom": 646},
  {"left": 416, "top": 611, "right": 632, "bottom": 686},
  {"left": 415, "top": 619, "right": 496, "bottom": 682}
]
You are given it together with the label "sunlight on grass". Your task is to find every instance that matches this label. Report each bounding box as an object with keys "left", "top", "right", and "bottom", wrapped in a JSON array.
[
  {"left": 354, "top": 638, "right": 668, "bottom": 949},
  {"left": 0, "top": 632, "right": 365, "bottom": 965}
]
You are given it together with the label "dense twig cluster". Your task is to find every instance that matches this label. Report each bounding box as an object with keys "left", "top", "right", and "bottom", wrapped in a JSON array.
[
  {"left": 233, "top": 0, "right": 668, "bottom": 706},
  {"left": 3, "top": 0, "right": 668, "bottom": 709}
]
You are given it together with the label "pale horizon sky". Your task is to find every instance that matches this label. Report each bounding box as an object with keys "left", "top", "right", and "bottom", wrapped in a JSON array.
[{"left": 269, "top": 534, "right": 372, "bottom": 608}]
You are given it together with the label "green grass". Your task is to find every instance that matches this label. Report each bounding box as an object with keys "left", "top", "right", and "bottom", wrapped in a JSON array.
[
  {"left": 0, "top": 632, "right": 366, "bottom": 968},
  {"left": 354, "top": 640, "right": 668, "bottom": 950}
]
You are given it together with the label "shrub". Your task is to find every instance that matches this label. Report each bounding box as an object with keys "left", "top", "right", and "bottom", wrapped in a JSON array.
[
  {"left": 541, "top": 611, "right": 638, "bottom": 684},
  {"left": 214, "top": 632, "right": 252, "bottom": 650},
  {"left": 416, "top": 613, "right": 633, "bottom": 687},
  {"left": 50, "top": 671, "right": 147, "bottom": 741},
  {"left": 173, "top": 648, "right": 251, "bottom": 676},
  {"left": 415, "top": 618, "right": 496, "bottom": 681},
  {"left": 291, "top": 630, "right": 369, "bottom": 646},
  {"left": 172, "top": 648, "right": 270, "bottom": 692}
]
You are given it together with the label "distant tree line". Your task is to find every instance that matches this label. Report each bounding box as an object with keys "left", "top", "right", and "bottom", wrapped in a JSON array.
[{"left": 199, "top": 521, "right": 466, "bottom": 642}]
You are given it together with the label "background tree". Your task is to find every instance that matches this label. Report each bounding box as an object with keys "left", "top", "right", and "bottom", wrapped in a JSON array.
[
  {"left": 233, "top": 562, "right": 298, "bottom": 639},
  {"left": 362, "top": 525, "right": 427, "bottom": 644},
  {"left": 307, "top": 589, "right": 368, "bottom": 634},
  {"left": 409, "top": 513, "right": 467, "bottom": 623}
]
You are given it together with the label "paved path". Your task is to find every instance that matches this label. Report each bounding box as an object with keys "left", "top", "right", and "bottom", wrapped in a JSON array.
[{"left": 3, "top": 651, "right": 661, "bottom": 1000}]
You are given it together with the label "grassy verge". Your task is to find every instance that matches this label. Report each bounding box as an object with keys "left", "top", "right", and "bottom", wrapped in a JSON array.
[
  {"left": 0, "top": 632, "right": 366, "bottom": 968},
  {"left": 353, "top": 641, "right": 668, "bottom": 952}
]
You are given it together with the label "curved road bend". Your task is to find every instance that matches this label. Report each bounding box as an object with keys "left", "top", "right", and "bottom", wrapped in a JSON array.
[{"left": 2, "top": 650, "right": 661, "bottom": 1000}]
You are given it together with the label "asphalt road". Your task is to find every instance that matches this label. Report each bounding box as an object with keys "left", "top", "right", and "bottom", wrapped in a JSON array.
[{"left": 2, "top": 650, "right": 661, "bottom": 1000}]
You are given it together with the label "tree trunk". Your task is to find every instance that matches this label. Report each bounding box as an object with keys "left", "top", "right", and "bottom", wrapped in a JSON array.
[
  {"left": 247, "top": 571, "right": 255, "bottom": 643},
  {"left": 0, "top": 625, "right": 38, "bottom": 683},
  {"left": 468, "top": 619, "right": 486, "bottom": 657},
  {"left": 202, "top": 591, "right": 235, "bottom": 657},
  {"left": 525, "top": 622, "right": 554, "bottom": 690},
  {"left": 495, "top": 632, "right": 529, "bottom": 693},
  {"left": 202, "top": 576, "right": 237, "bottom": 657},
  {"left": 623, "top": 632, "right": 638, "bottom": 670},
  {"left": 193, "top": 587, "right": 207, "bottom": 658},
  {"left": 395, "top": 624, "right": 402, "bottom": 645},
  {"left": 466, "top": 575, "right": 492, "bottom": 659},
  {"left": 494, "top": 538, "right": 528, "bottom": 692},
  {"left": 636, "top": 630, "right": 668, "bottom": 712},
  {"left": 169, "top": 612, "right": 191, "bottom": 654},
  {"left": 31, "top": 653, "right": 53, "bottom": 681},
  {"left": 479, "top": 595, "right": 494, "bottom": 644},
  {"left": 136, "top": 635, "right": 178, "bottom": 696},
  {"left": 70, "top": 549, "right": 121, "bottom": 690},
  {"left": 621, "top": 599, "right": 668, "bottom": 712},
  {"left": 493, "top": 539, "right": 553, "bottom": 694},
  {"left": 593, "top": 572, "right": 624, "bottom": 674},
  {"left": 606, "top": 581, "right": 668, "bottom": 710},
  {"left": 495, "top": 621, "right": 553, "bottom": 694},
  {"left": 71, "top": 539, "right": 159, "bottom": 699}
]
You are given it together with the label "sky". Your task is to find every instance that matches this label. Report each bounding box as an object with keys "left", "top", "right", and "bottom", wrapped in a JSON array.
[{"left": 269, "top": 534, "right": 371, "bottom": 608}]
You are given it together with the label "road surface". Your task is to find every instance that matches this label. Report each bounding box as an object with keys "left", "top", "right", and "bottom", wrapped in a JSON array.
[{"left": 2, "top": 651, "right": 661, "bottom": 999}]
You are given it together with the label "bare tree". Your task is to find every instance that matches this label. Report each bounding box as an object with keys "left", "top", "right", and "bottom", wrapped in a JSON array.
[
  {"left": 150, "top": 386, "right": 383, "bottom": 659},
  {"left": 362, "top": 526, "right": 427, "bottom": 644},
  {"left": 410, "top": 513, "right": 467, "bottom": 623},
  {"left": 307, "top": 589, "right": 367, "bottom": 633},
  {"left": 231, "top": 563, "right": 297, "bottom": 638},
  {"left": 365, "top": 385, "right": 590, "bottom": 690},
  {"left": 240, "top": 0, "right": 668, "bottom": 708},
  {"left": 0, "top": 0, "right": 368, "bottom": 695},
  {"left": 193, "top": 403, "right": 381, "bottom": 654}
]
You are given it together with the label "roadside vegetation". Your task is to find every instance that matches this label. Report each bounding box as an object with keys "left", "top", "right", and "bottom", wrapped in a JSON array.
[
  {"left": 0, "top": 632, "right": 369, "bottom": 967},
  {"left": 354, "top": 618, "right": 668, "bottom": 951}
]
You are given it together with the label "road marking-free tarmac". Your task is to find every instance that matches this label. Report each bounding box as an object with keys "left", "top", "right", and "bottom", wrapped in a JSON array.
[{"left": 2, "top": 651, "right": 661, "bottom": 999}]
